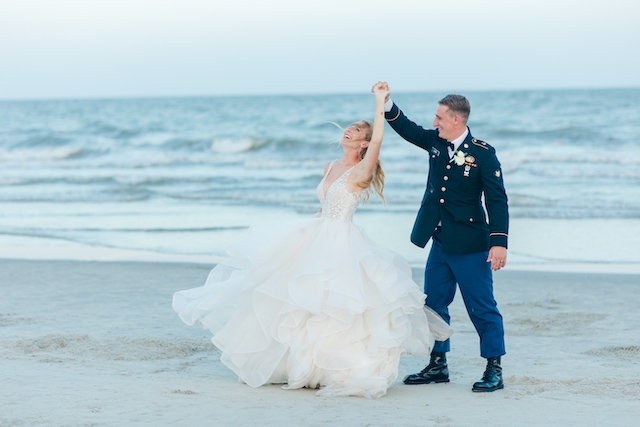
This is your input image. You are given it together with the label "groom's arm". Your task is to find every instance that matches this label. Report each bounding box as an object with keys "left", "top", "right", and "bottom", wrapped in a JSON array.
[
  {"left": 384, "top": 101, "right": 437, "bottom": 151},
  {"left": 478, "top": 145, "right": 509, "bottom": 270},
  {"left": 479, "top": 148, "right": 509, "bottom": 250}
]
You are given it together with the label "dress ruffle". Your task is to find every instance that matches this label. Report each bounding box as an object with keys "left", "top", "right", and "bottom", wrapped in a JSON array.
[{"left": 173, "top": 217, "right": 452, "bottom": 398}]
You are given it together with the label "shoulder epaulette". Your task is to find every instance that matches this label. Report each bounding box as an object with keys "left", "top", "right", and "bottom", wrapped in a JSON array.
[{"left": 471, "top": 138, "right": 490, "bottom": 150}]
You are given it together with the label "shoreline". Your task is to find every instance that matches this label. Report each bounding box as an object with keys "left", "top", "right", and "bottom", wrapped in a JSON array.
[
  {"left": 0, "top": 253, "right": 638, "bottom": 275},
  {"left": 2, "top": 206, "right": 639, "bottom": 274},
  {"left": 1, "top": 253, "right": 639, "bottom": 275}
]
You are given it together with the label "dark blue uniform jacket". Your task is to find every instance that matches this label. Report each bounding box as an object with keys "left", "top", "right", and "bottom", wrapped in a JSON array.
[{"left": 386, "top": 103, "right": 509, "bottom": 254}]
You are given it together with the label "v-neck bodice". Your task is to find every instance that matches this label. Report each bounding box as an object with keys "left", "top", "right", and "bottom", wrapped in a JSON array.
[{"left": 316, "top": 161, "right": 364, "bottom": 222}]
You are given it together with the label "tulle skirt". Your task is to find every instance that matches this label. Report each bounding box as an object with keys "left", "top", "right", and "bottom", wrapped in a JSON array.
[{"left": 172, "top": 217, "right": 452, "bottom": 398}]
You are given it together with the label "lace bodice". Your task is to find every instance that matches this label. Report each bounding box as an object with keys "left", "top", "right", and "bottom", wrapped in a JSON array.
[{"left": 316, "top": 161, "right": 364, "bottom": 222}]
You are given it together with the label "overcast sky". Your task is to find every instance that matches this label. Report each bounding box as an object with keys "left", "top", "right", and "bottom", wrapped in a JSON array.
[{"left": 1, "top": 0, "right": 638, "bottom": 100}]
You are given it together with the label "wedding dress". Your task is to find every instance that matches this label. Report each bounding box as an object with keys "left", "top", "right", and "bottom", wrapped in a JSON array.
[{"left": 172, "top": 161, "right": 452, "bottom": 398}]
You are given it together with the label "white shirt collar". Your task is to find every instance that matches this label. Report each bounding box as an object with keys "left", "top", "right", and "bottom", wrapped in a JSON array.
[
  {"left": 450, "top": 128, "right": 469, "bottom": 151},
  {"left": 447, "top": 128, "right": 469, "bottom": 157}
]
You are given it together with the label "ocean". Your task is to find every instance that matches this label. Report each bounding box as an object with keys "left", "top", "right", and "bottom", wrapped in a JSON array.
[{"left": 1, "top": 89, "right": 639, "bottom": 266}]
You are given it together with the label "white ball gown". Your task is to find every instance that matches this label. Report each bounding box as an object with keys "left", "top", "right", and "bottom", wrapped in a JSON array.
[{"left": 172, "top": 162, "right": 453, "bottom": 398}]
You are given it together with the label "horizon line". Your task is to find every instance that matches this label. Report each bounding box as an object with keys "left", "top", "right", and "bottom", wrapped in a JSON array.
[{"left": 1, "top": 85, "right": 638, "bottom": 103}]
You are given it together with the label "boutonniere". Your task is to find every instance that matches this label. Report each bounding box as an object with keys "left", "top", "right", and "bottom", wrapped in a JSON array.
[
  {"left": 453, "top": 150, "right": 466, "bottom": 166},
  {"left": 453, "top": 151, "right": 477, "bottom": 167}
]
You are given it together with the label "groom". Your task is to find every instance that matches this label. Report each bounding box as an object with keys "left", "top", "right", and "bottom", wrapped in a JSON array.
[{"left": 373, "top": 82, "right": 509, "bottom": 392}]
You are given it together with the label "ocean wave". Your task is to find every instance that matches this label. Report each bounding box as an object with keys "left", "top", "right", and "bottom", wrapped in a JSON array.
[
  {"left": 507, "top": 194, "right": 555, "bottom": 207},
  {"left": 492, "top": 126, "right": 589, "bottom": 138},
  {"left": 79, "top": 153, "right": 210, "bottom": 168},
  {"left": 0, "top": 175, "right": 215, "bottom": 187},
  {"left": 499, "top": 148, "right": 640, "bottom": 173},
  {"left": 509, "top": 206, "right": 640, "bottom": 219},
  {"left": 211, "top": 138, "right": 269, "bottom": 153},
  {"left": 0, "top": 177, "right": 32, "bottom": 185},
  {"left": 0, "top": 226, "right": 247, "bottom": 236},
  {"left": 20, "top": 134, "right": 71, "bottom": 147},
  {"left": 518, "top": 168, "right": 640, "bottom": 180},
  {"left": 87, "top": 121, "right": 121, "bottom": 135},
  {"left": 112, "top": 176, "right": 174, "bottom": 186},
  {"left": 113, "top": 129, "right": 141, "bottom": 139},
  {"left": 0, "top": 147, "right": 83, "bottom": 161},
  {"left": 0, "top": 189, "right": 152, "bottom": 203},
  {"left": 242, "top": 157, "right": 326, "bottom": 172},
  {"left": 273, "top": 138, "right": 334, "bottom": 150},
  {"left": 508, "top": 193, "right": 640, "bottom": 210}
]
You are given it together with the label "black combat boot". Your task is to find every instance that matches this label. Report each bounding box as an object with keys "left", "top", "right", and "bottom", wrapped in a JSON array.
[
  {"left": 403, "top": 351, "right": 449, "bottom": 385},
  {"left": 472, "top": 356, "right": 503, "bottom": 392}
]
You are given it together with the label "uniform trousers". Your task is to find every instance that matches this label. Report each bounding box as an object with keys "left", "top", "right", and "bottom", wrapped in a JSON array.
[{"left": 425, "top": 231, "right": 505, "bottom": 358}]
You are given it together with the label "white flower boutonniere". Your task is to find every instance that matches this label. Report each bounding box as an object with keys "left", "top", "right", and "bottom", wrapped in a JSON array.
[{"left": 454, "top": 150, "right": 466, "bottom": 166}]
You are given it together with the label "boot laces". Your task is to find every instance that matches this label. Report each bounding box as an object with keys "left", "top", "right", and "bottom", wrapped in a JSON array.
[
  {"left": 420, "top": 357, "right": 444, "bottom": 373},
  {"left": 483, "top": 359, "right": 501, "bottom": 377}
]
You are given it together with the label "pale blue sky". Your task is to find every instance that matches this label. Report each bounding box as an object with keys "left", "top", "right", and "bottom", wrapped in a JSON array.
[{"left": 1, "top": 0, "right": 638, "bottom": 99}]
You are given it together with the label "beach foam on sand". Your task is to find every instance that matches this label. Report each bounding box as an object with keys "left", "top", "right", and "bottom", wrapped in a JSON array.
[{"left": 1, "top": 259, "right": 639, "bottom": 426}]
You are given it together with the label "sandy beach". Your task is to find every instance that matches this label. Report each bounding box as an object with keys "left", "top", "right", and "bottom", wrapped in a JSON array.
[{"left": 1, "top": 259, "right": 639, "bottom": 427}]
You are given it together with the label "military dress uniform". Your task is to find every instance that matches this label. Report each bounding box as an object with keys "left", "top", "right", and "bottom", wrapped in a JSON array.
[{"left": 386, "top": 102, "right": 508, "bottom": 360}]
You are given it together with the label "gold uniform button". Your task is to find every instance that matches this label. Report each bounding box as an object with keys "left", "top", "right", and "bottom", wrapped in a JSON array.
[
  {"left": 443, "top": 176, "right": 449, "bottom": 181},
  {"left": 441, "top": 187, "right": 446, "bottom": 192},
  {"left": 439, "top": 198, "right": 445, "bottom": 204},
  {"left": 464, "top": 143, "right": 469, "bottom": 148},
  {"left": 469, "top": 218, "right": 474, "bottom": 222},
  {"left": 446, "top": 165, "right": 451, "bottom": 170}
]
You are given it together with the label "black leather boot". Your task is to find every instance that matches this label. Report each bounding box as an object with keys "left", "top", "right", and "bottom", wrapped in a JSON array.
[
  {"left": 472, "top": 356, "right": 503, "bottom": 392},
  {"left": 404, "top": 351, "right": 449, "bottom": 385}
]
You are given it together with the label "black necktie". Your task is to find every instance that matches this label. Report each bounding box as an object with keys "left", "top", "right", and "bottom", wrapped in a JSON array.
[{"left": 447, "top": 142, "right": 455, "bottom": 151}]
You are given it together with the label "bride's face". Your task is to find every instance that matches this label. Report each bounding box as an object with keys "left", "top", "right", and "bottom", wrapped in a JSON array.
[{"left": 341, "top": 122, "right": 369, "bottom": 147}]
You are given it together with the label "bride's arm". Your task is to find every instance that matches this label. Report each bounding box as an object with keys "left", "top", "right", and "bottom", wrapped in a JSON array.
[{"left": 352, "top": 82, "right": 389, "bottom": 186}]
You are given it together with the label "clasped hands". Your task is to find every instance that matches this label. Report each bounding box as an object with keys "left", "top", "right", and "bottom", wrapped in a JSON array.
[{"left": 371, "top": 81, "right": 391, "bottom": 102}]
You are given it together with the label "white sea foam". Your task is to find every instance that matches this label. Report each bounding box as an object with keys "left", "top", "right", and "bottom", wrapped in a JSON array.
[
  {"left": 0, "top": 147, "right": 82, "bottom": 161},
  {"left": 211, "top": 138, "right": 268, "bottom": 153}
]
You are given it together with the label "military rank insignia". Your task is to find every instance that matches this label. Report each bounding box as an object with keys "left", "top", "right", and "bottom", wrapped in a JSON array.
[{"left": 495, "top": 170, "right": 501, "bottom": 178}]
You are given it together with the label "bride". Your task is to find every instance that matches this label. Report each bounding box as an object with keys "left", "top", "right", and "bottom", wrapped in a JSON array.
[{"left": 172, "top": 83, "right": 452, "bottom": 398}]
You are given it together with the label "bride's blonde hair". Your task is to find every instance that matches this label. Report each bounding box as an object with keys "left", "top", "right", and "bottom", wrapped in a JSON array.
[{"left": 352, "top": 120, "right": 385, "bottom": 204}]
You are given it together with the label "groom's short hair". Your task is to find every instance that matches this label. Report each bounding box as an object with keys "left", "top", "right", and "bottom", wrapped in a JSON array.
[{"left": 439, "top": 94, "right": 470, "bottom": 123}]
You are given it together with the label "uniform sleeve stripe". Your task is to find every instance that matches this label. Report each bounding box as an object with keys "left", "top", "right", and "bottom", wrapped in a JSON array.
[
  {"left": 387, "top": 109, "right": 401, "bottom": 122},
  {"left": 490, "top": 232, "right": 508, "bottom": 237}
]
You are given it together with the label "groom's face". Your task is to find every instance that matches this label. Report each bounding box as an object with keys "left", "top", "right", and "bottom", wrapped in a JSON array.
[{"left": 433, "top": 104, "right": 457, "bottom": 142}]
